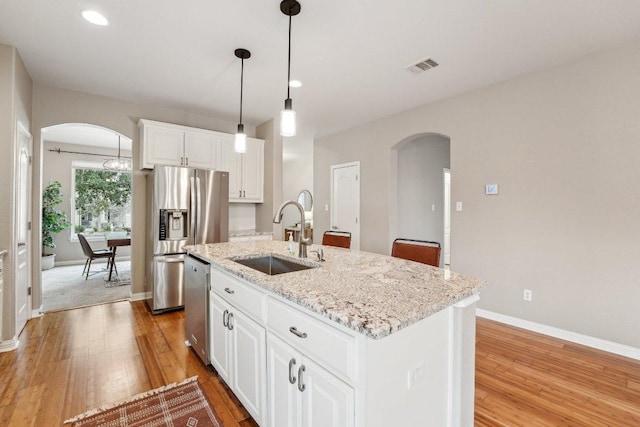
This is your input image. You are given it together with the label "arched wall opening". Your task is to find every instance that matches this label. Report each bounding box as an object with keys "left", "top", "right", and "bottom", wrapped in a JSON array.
[
  {"left": 389, "top": 133, "right": 451, "bottom": 267},
  {"left": 36, "top": 122, "right": 134, "bottom": 311}
]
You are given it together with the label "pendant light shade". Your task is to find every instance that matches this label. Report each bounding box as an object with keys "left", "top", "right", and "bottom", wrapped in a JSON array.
[
  {"left": 234, "top": 48, "right": 251, "bottom": 153},
  {"left": 103, "top": 135, "right": 131, "bottom": 171},
  {"left": 280, "top": 0, "right": 301, "bottom": 137}
]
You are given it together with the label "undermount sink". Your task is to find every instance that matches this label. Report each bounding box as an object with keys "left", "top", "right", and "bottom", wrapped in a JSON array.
[{"left": 232, "top": 255, "right": 316, "bottom": 275}]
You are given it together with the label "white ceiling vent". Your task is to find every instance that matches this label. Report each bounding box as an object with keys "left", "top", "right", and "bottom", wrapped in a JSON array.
[{"left": 405, "top": 58, "right": 439, "bottom": 74}]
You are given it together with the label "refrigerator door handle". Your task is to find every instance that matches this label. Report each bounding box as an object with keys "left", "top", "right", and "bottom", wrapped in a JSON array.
[{"left": 190, "top": 176, "right": 197, "bottom": 245}]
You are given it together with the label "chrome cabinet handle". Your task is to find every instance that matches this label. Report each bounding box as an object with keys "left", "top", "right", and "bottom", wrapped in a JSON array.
[
  {"left": 239, "top": 190, "right": 242, "bottom": 197},
  {"left": 222, "top": 309, "right": 229, "bottom": 327},
  {"left": 297, "top": 365, "right": 306, "bottom": 392},
  {"left": 227, "top": 312, "right": 234, "bottom": 330},
  {"left": 289, "top": 326, "right": 307, "bottom": 339},
  {"left": 288, "top": 358, "right": 297, "bottom": 384},
  {"left": 224, "top": 287, "right": 235, "bottom": 294}
]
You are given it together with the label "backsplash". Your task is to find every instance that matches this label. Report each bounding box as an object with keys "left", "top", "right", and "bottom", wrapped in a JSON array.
[{"left": 229, "top": 203, "right": 256, "bottom": 231}]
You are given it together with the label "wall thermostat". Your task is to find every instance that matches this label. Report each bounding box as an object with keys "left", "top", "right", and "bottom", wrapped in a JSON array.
[{"left": 485, "top": 184, "right": 499, "bottom": 195}]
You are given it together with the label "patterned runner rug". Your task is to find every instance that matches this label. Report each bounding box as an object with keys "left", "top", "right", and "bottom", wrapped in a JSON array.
[{"left": 64, "top": 376, "right": 221, "bottom": 426}]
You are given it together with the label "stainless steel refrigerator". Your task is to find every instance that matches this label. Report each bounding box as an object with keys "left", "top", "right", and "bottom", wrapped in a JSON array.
[{"left": 145, "top": 166, "right": 228, "bottom": 313}]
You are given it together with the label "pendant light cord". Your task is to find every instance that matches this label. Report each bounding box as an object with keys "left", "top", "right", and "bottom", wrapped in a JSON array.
[
  {"left": 240, "top": 57, "right": 245, "bottom": 125},
  {"left": 287, "top": 14, "right": 292, "bottom": 100}
]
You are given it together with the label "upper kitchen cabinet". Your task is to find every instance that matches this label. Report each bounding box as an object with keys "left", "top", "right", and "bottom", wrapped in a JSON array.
[
  {"left": 138, "top": 119, "right": 221, "bottom": 170},
  {"left": 220, "top": 136, "right": 264, "bottom": 203}
]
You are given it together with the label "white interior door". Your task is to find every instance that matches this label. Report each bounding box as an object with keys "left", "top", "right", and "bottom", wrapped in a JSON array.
[
  {"left": 443, "top": 169, "right": 451, "bottom": 265},
  {"left": 330, "top": 162, "right": 360, "bottom": 250},
  {"left": 16, "top": 122, "right": 32, "bottom": 334}
]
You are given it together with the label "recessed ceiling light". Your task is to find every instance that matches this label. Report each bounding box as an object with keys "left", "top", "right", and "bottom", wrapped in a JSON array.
[
  {"left": 82, "top": 10, "right": 109, "bottom": 26},
  {"left": 289, "top": 80, "right": 302, "bottom": 88}
]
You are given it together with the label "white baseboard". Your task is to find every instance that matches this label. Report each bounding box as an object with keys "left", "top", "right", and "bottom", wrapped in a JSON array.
[
  {"left": 130, "top": 291, "right": 151, "bottom": 302},
  {"left": 476, "top": 309, "right": 640, "bottom": 361},
  {"left": 0, "top": 337, "right": 19, "bottom": 353},
  {"left": 31, "top": 307, "right": 43, "bottom": 318}
]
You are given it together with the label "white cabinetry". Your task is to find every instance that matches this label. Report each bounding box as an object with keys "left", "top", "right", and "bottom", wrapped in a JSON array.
[
  {"left": 267, "top": 334, "right": 354, "bottom": 427},
  {"left": 138, "top": 119, "right": 221, "bottom": 170},
  {"left": 209, "top": 269, "right": 267, "bottom": 425},
  {"left": 220, "top": 136, "right": 264, "bottom": 203}
]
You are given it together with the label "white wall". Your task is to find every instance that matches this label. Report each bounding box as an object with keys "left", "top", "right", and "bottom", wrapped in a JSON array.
[
  {"left": 314, "top": 41, "right": 640, "bottom": 348},
  {"left": 396, "top": 134, "right": 450, "bottom": 262}
]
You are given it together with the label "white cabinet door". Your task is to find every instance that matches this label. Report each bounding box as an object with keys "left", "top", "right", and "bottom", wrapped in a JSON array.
[
  {"left": 267, "top": 333, "right": 354, "bottom": 427},
  {"left": 301, "top": 357, "right": 355, "bottom": 427},
  {"left": 144, "top": 125, "right": 184, "bottom": 168},
  {"left": 184, "top": 131, "right": 220, "bottom": 170},
  {"left": 232, "top": 309, "right": 267, "bottom": 425},
  {"left": 242, "top": 139, "right": 264, "bottom": 202},
  {"left": 267, "top": 334, "right": 301, "bottom": 427},
  {"left": 220, "top": 136, "right": 244, "bottom": 200},
  {"left": 210, "top": 293, "right": 231, "bottom": 383}
]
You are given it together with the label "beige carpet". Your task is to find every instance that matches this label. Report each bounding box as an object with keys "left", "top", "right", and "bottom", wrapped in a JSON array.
[{"left": 42, "top": 261, "right": 131, "bottom": 312}]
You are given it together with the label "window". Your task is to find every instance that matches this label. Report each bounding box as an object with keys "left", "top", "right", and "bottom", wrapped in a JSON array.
[{"left": 71, "top": 160, "right": 132, "bottom": 240}]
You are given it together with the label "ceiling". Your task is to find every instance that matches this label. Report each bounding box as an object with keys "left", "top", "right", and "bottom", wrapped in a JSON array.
[{"left": 2, "top": 1, "right": 640, "bottom": 145}]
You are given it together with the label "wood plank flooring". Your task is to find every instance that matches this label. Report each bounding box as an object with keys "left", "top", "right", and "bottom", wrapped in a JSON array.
[
  {"left": 0, "top": 301, "right": 638, "bottom": 426},
  {"left": 0, "top": 301, "right": 258, "bottom": 427},
  {"left": 475, "top": 319, "right": 640, "bottom": 426}
]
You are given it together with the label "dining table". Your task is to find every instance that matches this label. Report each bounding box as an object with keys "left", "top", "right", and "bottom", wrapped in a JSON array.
[{"left": 106, "top": 236, "right": 131, "bottom": 281}]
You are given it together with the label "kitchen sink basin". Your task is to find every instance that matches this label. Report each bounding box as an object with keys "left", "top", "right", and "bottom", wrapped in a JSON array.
[{"left": 232, "top": 255, "right": 316, "bottom": 275}]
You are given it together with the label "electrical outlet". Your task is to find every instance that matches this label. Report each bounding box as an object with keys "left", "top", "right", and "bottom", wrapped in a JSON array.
[
  {"left": 523, "top": 289, "right": 532, "bottom": 302},
  {"left": 407, "top": 362, "right": 425, "bottom": 389}
]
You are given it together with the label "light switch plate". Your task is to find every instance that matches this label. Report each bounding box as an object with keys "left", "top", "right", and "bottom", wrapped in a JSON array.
[
  {"left": 485, "top": 184, "right": 499, "bottom": 195},
  {"left": 456, "top": 202, "right": 463, "bottom": 211}
]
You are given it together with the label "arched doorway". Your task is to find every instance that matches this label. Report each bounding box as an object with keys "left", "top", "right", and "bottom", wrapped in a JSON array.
[
  {"left": 39, "top": 123, "right": 133, "bottom": 311},
  {"left": 390, "top": 133, "right": 451, "bottom": 267}
]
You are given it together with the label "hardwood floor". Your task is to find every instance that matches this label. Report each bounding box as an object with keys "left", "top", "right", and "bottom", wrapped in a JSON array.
[
  {"left": 0, "top": 301, "right": 638, "bottom": 426},
  {"left": 475, "top": 319, "right": 640, "bottom": 426},
  {"left": 0, "top": 301, "right": 258, "bottom": 426}
]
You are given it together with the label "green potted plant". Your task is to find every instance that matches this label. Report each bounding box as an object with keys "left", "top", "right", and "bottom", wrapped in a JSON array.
[{"left": 42, "top": 180, "right": 71, "bottom": 270}]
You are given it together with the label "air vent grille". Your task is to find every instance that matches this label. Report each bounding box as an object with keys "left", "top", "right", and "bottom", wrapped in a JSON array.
[{"left": 405, "top": 58, "right": 439, "bottom": 74}]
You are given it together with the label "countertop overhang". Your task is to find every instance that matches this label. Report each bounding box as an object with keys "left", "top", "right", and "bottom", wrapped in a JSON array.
[{"left": 186, "top": 241, "right": 485, "bottom": 339}]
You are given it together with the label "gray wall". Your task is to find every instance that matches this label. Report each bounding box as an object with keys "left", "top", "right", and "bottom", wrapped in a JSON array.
[
  {"left": 255, "top": 120, "right": 283, "bottom": 239},
  {"left": 42, "top": 141, "right": 133, "bottom": 263},
  {"left": 31, "top": 83, "right": 250, "bottom": 310},
  {"left": 281, "top": 138, "right": 314, "bottom": 239},
  {"left": 396, "top": 134, "right": 450, "bottom": 264},
  {"left": 0, "top": 44, "right": 32, "bottom": 341},
  {"left": 314, "top": 41, "right": 640, "bottom": 348}
]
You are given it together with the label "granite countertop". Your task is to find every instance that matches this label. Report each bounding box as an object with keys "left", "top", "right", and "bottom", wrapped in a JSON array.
[
  {"left": 186, "top": 241, "right": 485, "bottom": 340},
  {"left": 229, "top": 229, "right": 273, "bottom": 237}
]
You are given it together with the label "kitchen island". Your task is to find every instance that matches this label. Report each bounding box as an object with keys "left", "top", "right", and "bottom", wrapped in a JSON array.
[{"left": 186, "top": 240, "right": 485, "bottom": 427}]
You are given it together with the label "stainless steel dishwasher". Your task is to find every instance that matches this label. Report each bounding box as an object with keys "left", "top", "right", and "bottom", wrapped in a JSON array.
[{"left": 184, "top": 254, "right": 210, "bottom": 364}]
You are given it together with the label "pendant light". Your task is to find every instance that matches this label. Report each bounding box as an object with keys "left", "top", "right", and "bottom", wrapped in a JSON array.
[
  {"left": 103, "top": 135, "right": 131, "bottom": 171},
  {"left": 234, "top": 48, "right": 251, "bottom": 153},
  {"left": 280, "top": 0, "right": 301, "bottom": 137}
]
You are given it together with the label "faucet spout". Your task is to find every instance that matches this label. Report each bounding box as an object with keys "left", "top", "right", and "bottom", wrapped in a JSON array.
[{"left": 273, "top": 200, "right": 312, "bottom": 258}]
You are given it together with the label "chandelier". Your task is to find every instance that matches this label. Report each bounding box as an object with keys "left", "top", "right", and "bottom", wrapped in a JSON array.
[{"left": 103, "top": 135, "right": 132, "bottom": 171}]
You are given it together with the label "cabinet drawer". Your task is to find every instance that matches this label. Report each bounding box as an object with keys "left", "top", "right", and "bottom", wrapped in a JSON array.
[
  {"left": 211, "top": 268, "right": 265, "bottom": 323},
  {"left": 266, "top": 297, "right": 356, "bottom": 384}
]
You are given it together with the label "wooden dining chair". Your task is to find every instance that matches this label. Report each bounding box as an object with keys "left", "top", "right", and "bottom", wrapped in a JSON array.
[
  {"left": 78, "top": 233, "right": 116, "bottom": 280},
  {"left": 322, "top": 231, "right": 351, "bottom": 249},
  {"left": 391, "top": 238, "right": 441, "bottom": 267}
]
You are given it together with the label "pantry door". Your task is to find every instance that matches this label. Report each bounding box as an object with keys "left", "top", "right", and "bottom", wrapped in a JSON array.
[
  {"left": 330, "top": 162, "right": 360, "bottom": 251},
  {"left": 15, "top": 121, "right": 32, "bottom": 335}
]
